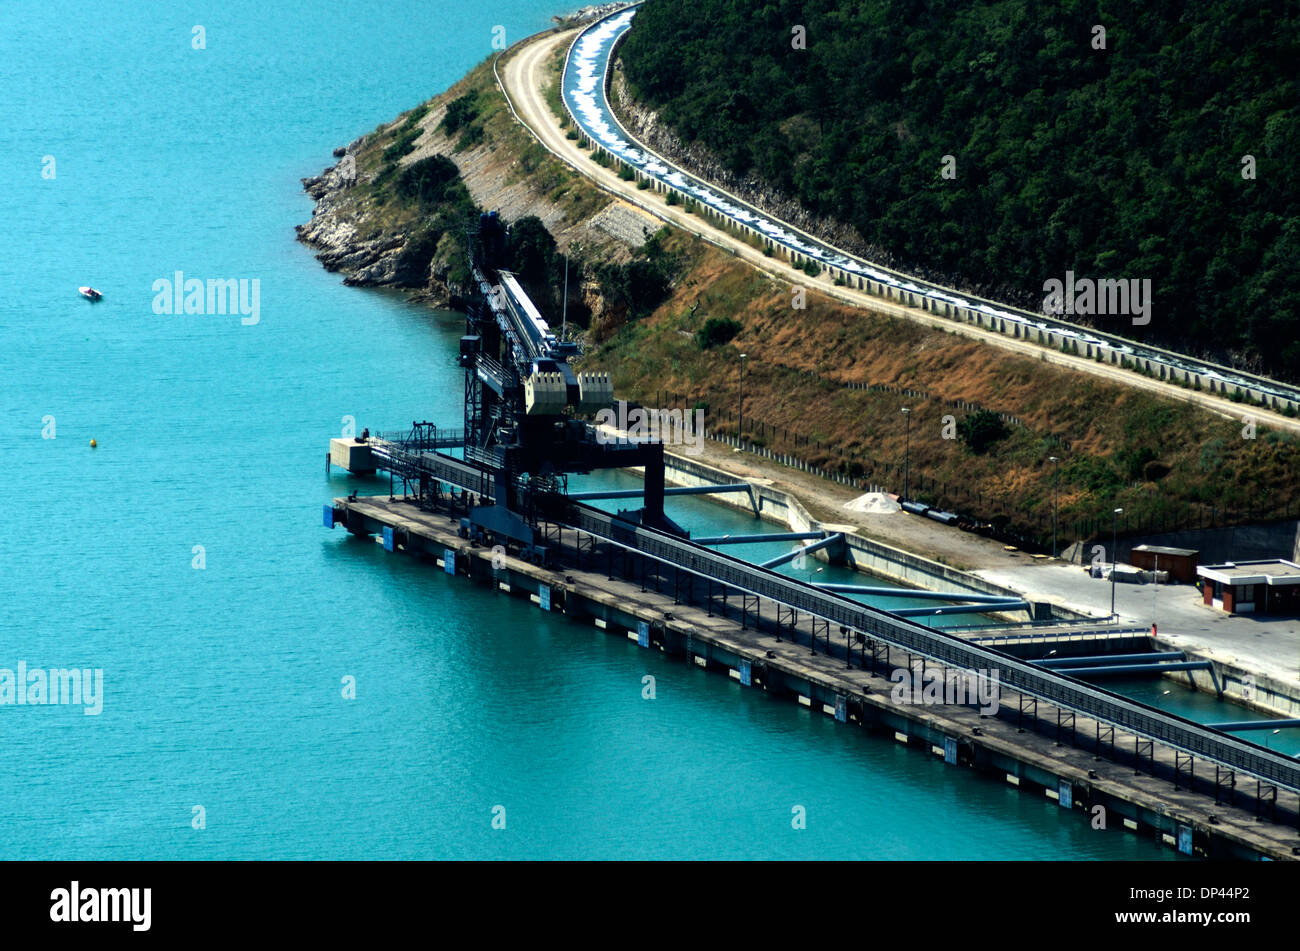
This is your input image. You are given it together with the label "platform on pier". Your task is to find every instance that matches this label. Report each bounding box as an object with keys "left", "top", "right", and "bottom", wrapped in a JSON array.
[{"left": 331, "top": 438, "right": 375, "bottom": 473}]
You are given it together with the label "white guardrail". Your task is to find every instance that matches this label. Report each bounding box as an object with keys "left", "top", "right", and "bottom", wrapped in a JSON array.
[{"left": 559, "top": 3, "right": 1300, "bottom": 418}]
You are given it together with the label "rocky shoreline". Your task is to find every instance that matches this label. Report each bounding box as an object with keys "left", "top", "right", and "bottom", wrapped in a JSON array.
[
  {"left": 296, "top": 135, "right": 464, "bottom": 307},
  {"left": 295, "top": 45, "right": 659, "bottom": 320}
]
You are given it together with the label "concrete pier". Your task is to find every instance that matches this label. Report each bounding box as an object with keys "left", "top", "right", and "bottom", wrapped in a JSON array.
[{"left": 328, "top": 493, "right": 1300, "bottom": 861}]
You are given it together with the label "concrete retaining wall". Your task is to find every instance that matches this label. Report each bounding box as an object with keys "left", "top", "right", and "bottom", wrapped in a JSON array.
[
  {"left": 1116, "top": 521, "right": 1300, "bottom": 566},
  {"left": 658, "top": 451, "right": 1085, "bottom": 618}
]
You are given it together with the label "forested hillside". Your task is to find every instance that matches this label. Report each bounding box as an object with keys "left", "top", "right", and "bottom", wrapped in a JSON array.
[{"left": 619, "top": 0, "right": 1300, "bottom": 380}]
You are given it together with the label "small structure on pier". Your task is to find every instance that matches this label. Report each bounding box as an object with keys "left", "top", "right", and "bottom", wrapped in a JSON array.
[{"left": 330, "top": 437, "right": 375, "bottom": 474}]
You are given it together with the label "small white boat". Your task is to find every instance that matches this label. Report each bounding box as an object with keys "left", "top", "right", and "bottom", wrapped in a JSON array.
[{"left": 78, "top": 286, "right": 103, "bottom": 301}]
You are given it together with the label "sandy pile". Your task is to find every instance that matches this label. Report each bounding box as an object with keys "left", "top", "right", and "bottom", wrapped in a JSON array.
[{"left": 843, "top": 491, "right": 901, "bottom": 514}]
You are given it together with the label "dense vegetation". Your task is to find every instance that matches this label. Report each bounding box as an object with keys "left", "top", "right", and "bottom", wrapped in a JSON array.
[
  {"left": 620, "top": 0, "right": 1300, "bottom": 379},
  {"left": 697, "top": 316, "right": 743, "bottom": 349},
  {"left": 315, "top": 48, "right": 1300, "bottom": 550},
  {"left": 958, "top": 409, "right": 1010, "bottom": 454},
  {"left": 591, "top": 228, "right": 681, "bottom": 324}
]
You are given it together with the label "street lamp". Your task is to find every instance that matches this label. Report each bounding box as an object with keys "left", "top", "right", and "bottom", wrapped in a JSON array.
[
  {"left": 1111, "top": 507, "right": 1124, "bottom": 619},
  {"left": 901, "top": 407, "right": 912, "bottom": 501},
  {"left": 738, "top": 353, "right": 748, "bottom": 442},
  {"left": 1151, "top": 553, "right": 1160, "bottom": 634},
  {"left": 1049, "top": 456, "right": 1060, "bottom": 558}
]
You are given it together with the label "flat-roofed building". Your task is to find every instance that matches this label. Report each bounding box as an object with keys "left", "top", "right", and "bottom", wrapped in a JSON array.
[
  {"left": 1131, "top": 545, "right": 1199, "bottom": 583},
  {"left": 1196, "top": 559, "right": 1300, "bottom": 615}
]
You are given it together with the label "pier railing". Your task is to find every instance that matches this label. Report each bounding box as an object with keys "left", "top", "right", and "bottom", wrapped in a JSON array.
[
  {"left": 361, "top": 440, "right": 1300, "bottom": 794},
  {"left": 371, "top": 426, "right": 465, "bottom": 452},
  {"left": 566, "top": 501, "right": 1300, "bottom": 793}
]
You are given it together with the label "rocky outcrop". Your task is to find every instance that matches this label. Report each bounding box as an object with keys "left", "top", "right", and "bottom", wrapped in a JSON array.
[
  {"left": 297, "top": 73, "right": 648, "bottom": 313},
  {"left": 554, "top": 2, "right": 634, "bottom": 27},
  {"left": 297, "top": 137, "right": 430, "bottom": 287}
]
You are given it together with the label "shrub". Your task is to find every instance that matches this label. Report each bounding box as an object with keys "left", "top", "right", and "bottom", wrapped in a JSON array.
[
  {"left": 505, "top": 216, "right": 557, "bottom": 285},
  {"left": 1117, "top": 445, "right": 1159, "bottom": 481},
  {"left": 957, "top": 410, "right": 1010, "bottom": 454},
  {"left": 441, "top": 93, "right": 479, "bottom": 136},
  {"left": 395, "top": 154, "right": 460, "bottom": 204},
  {"left": 455, "top": 123, "right": 485, "bottom": 150},
  {"left": 696, "top": 316, "right": 743, "bottom": 349},
  {"left": 382, "top": 127, "right": 422, "bottom": 163},
  {"left": 400, "top": 103, "right": 429, "bottom": 130},
  {"left": 394, "top": 227, "right": 444, "bottom": 282}
]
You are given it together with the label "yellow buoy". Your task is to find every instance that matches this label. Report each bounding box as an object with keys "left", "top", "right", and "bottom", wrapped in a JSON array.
[{"left": 90, "top": 439, "right": 97, "bottom": 448}]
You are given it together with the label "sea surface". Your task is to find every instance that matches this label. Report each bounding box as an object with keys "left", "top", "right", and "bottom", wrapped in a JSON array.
[{"left": 1, "top": 0, "right": 1190, "bottom": 859}]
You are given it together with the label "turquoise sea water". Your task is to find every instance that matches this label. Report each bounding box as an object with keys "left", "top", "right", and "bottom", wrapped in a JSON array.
[
  {"left": 573, "top": 468, "right": 1000, "bottom": 628},
  {"left": 1, "top": 1, "right": 1185, "bottom": 859}
]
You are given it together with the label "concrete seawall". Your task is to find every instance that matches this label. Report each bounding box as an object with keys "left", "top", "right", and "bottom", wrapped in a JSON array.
[
  {"left": 641, "top": 452, "right": 1300, "bottom": 719},
  {"left": 657, "top": 450, "right": 1086, "bottom": 620}
]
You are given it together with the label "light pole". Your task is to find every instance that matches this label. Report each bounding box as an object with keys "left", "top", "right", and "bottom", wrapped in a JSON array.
[
  {"left": 1049, "top": 455, "right": 1060, "bottom": 558},
  {"left": 561, "top": 254, "right": 569, "bottom": 340},
  {"left": 901, "top": 407, "right": 911, "bottom": 501},
  {"left": 738, "top": 353, "right": 748, "bottom": 442},
  {"left": 1151, "top": 553, "right": 1160, "bottom": 633},
  {"left": 1111, "top": 506, "right": 1124, "bottom": 619}
]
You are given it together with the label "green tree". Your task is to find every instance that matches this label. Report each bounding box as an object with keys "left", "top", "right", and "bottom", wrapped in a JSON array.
[
  {"left": 395, "top": 155, "right": 459, "bottom": 205},
  {"left": 958, "top": 410, "right": 1009, "bottom": 455},
  {"left": 441, "top": 94, "right": 478, "bottom": 135},
  {"left": 618, "top": 0, "right": 1300, "bottom": 381},
  {"left": 696, "top": 316, "right": 742, "bottom": 349}
]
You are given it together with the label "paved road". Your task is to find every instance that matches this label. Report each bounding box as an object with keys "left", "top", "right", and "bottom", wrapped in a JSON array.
[
  {"left": 976, "top": 561, "right": 1300, "bottom": 695},
  {"left": 497, "top": 25, "right": 1300, "bottom": 435},
  {"left": 496, "top": 27, "right": 1300, "bottom": 705}
]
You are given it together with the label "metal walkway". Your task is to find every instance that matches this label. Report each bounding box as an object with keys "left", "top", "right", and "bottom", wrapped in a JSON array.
[
  {"left": 364, "top": 442, "right": 1300, "bottom": 794},
  {"left": 564, "top": 504, "right": 1300, "bottom": 792}
]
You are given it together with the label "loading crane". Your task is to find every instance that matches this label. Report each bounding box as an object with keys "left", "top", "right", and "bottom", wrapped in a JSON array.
[{"left": 454, "top": 211, "right": 686, "bottom": 550}]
